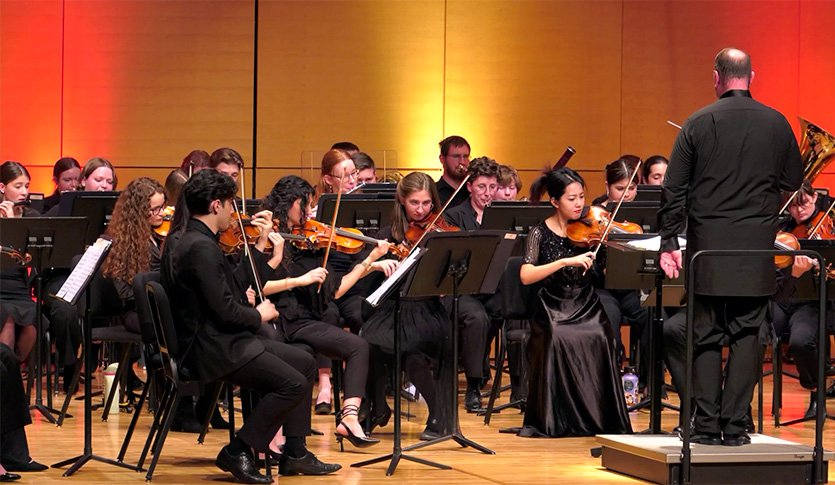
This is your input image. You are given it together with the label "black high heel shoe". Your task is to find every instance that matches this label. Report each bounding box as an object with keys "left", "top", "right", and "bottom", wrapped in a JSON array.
[{"left": 335, "top": 404, "right": 380, "bottom": 451}]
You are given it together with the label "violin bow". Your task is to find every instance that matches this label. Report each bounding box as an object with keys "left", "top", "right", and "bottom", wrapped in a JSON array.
[
  {"left": 407, "top": 174, "right": 471, "bottom": 255},
  {"left": 318, "top": 167, "right": 346, "bottom": 292},
  {"left": 779, "top": 189, "right": 800, "bottom": 215},
  {"left": 808, "top": 198, "right": 835, "bottom": 239},
  {"left": 232, "top": 199, "right": 266, "bottom": 303},
  {"left": 240, "top": 163, "right": 247, "bottom": 215},
  {"left": 590, "top": 159, "right": 643, "bottom": 262}
]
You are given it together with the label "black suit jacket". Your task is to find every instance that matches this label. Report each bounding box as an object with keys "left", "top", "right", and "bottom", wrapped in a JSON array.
[
  {"left": 658, "top": 90, "right": 803, "bottom": 296},
  {"left": 443, "top": 198, "right": 480, "bottom": 230},
  {"left": 160, "top": 219, "right": 267, "bottom": 382}
]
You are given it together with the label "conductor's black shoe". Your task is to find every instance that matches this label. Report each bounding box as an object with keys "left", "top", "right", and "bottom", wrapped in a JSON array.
[
  {"left": 679, "top": 431, "right": 721, "bottom": 446},
  {"left": 215, "top": 446, "right": 271, "bottom": 484},
  {"left": 465, "top": 388, "right": 482, "bottom": 413},
  {"left": 278, "top": 452, "right": 341, "bottom": 476},
  {"left": 804, "top": 392, "right": 818, "bottom": 420},
  {"left": 722, "top": 433, "right": 752, "bottom": 446},
  {"left": 3, "top": 460, "right": 48, "bottom": 472}
]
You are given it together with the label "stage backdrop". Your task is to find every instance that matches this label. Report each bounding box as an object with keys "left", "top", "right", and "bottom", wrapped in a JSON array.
[{"left": 2, "top": 0, "right": 834, "bottom": 199}]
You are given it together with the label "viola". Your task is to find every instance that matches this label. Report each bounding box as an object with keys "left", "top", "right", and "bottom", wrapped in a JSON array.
[
  {"left": 153, "top": 206, "right": 176, "bottom": 239},
  {"left": 1, "top": 245, "right": 31, "bottom": 265},
  {"left": 774, "top": 231, "right": 800, "bottom": 269},
  {"left": 791, "top": 211, "right": 835, "bottom": 240},
  {"left": 404, "top": 212, "right": 460, "bottom": 246},
  {"left": 293, "top": 219, "right": 409, "bottom": 259},
  {"left": 566, "top": 206, "right": 643, "bottom": 247}
]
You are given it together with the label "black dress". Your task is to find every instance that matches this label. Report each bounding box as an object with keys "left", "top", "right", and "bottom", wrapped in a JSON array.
[{"left": 519, "top": 222, "right": 632, "bottom": 437}]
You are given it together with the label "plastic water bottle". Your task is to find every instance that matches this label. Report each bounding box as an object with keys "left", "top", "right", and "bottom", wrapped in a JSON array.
[
  {"left": 103, "top": 363, "right": 120, "bottom": 415},
  {"left": 622, "top": 366, "right": 639, "bottom": 407}
]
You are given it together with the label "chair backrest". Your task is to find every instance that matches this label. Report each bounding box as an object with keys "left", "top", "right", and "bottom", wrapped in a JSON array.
[
  {"left": 145, "top": 281, "right": 180, "bottom": 378},
  {"left": 88, "top": 269, "right": 127, "bottom": 318},
  {"left": 133, "top": 272, "right": 160, "bottom": 345},
  {"left": 501, "top": 256, "right": 537, "bottom": 320}
]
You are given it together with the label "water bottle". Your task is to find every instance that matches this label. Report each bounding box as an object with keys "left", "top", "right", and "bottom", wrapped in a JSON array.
[{"left": 622, "top": 366, "right": 639, "bottom": 407}]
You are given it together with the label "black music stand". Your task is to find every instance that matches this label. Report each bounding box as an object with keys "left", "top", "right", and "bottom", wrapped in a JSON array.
[
  {"left": 353, "top": 182, "right": 397, "bottom": 194},
  {"left": 481, "top": 202, "right": 553, "bottom": 234},
  {"left": 352, "top": 246, "right": 451, "bottom": 475},
  {"left": 0, "top": 217, "right": 88, "bottom": 423},
  {"left": 316, "top": 194, "right": 396, "bottom": 235},
  {"left": 59, "top": 191, "right": 120, "bottom": 246},
  {"left": 605, "top": 234, "right": 684, "bottom": 433},
  {"left": 604, "top": 201, "right": 661, "bottom": 233},
  {"left": 634, "top": 184, "right": 662, "bottom": 203},
  {"left": 401, "top": 231, "right": 515, "bottom": 456}
]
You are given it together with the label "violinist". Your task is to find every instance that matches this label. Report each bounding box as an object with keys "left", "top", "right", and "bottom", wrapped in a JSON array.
[
  {"left": 436, "top": 135, "right": 471, "bottom": 207},
  {"left": 518, "top": 167, "right": 631, "bottom": 437},
  {"left": 42, "top": 157, "right": 81, "bottom": 212},
  {"left": 209, "top": 147, "right": 243, "bottom": 182},
  {"left": 641, "top": 155, "right": 669, "bottom": 186},
  {"left": 783, "top": 180, "right": 835, "bottom": 239},
  {"left": 259, "top": 175, "right": 391, "bottom": 449},
  {"left": 351, "top": 152, "right": 378, "bottom": 185},
  {"left": 161, "top": 170, "right": 339, "bottom": 482},
  {"left": 361, "top": 172, "right": 453, "bottom": 440},
  {"left": 590, "top": 157, "right": 648, "bottom": 372},
  {"left": 181, "top": 149, "right": 211, "bottom": 176},
  {"left": 442, "top": 157, "right": 499, "bottom": 411},
  {"left": 0, "top": 162, "right": 39, "bottom": 362}
]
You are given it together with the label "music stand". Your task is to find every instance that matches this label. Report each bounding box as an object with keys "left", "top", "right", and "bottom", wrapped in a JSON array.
[
  {"left": 27, "top": 192, "right": 45, "bottom": 214},
  {"left": 401, "top": 231, "right": 515, "bottom": 456},
  {"left": 0, "top": 217, "right": 88, "bottom": 423},
  {"left": 353, "top": 182, "right": 397, "bottom": 194},
  {"left": 316, "top": 194, "right": 396, "bottom": 235},
  {"left": 481, "top": 202, "right": 552, "bottom": 234},
  {"left": 604, "top": 201, "right": 661, "bottom": 233},
  {"left": 59, "top": 191, "right": 120, "bottom": 246},
  {"left": 604, "top": 233, "right": 685, "bottom": 433},
  {"left": 634, "top": 184, "right": 662, "bottom": 203}
]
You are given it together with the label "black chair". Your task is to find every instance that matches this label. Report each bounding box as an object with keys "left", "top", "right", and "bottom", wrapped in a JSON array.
[
  {"left": 57, "top": 269, "right": 142, "bottom": 425},
  {"left": 136, "top": 280, "right": 208, "bottom": 481},
  {"left": 482, "top": 256, "right": 533, "bottom": 425}
]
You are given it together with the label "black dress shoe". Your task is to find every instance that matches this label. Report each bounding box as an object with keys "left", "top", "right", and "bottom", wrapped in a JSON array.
[
  {"left": 465, "top": 388, "right": 482, "bottom": 413},
  {"left": 804, "top": 392, "right": 819, "bottom": 420},
  {"left": 722, "top": 432, "right": 752, "bottom": 446},
  {"left": 0, "top": 473, "right": 20, "bottom": 482},
  {"left": 3, "top": 460, "right": 48, "bottom": 472},
  {"left": 171, "top": 415, "right": 203, "bottom": 433},
  {"left": 215, "top": 445, "right": 272, "bottom": 484},
  {"left": 278, "top": 452, "right": 341, "bottom": 476},
  {"left": 678, "top": 429, "right": 721, "bottom": 446},
  {"left": 211, "top": 410, "right": 231, "bottom": 430},
  {"left": 314, "top": 401, "right": 332, "bottom": 415}
]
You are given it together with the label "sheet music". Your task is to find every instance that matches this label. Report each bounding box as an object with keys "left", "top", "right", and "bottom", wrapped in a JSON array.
[
  {"left": 55, "top": 237, "right": 111, "bottom": 304},
  {"left": 626, "top": 235, "right": 687, "bottom": 251},
  {"left": 366, "top": 247, "right": 423, "bottom": 307}
]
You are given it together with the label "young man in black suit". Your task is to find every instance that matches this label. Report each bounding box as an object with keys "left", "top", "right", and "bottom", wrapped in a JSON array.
[{"left": 161, "top": 170, "right": 339, "bottom": 483}]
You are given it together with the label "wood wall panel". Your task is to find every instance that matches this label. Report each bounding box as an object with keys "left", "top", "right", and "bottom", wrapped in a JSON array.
[
  {"left": 59, "top": 0, "right": 254, "bottom": 186},
  {"left": 444, "top": 0, "right": 622, "bottom": 194},
  {"left": 0, "top": 0, "right": 63, "bottom": 193},
  {"left": 622, "top": 1, "right": 800, "bottom": 164},
  {"left": 256, "top": 0, "right": 445, "bottom": 196}
]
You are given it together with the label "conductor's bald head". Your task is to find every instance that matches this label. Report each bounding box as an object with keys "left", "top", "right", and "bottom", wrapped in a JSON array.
[{"left": 713, "top": 47, "right": 753, "bottom": 97}]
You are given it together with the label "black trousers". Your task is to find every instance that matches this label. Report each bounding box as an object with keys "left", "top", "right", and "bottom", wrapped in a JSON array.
[
  {"left": 282, "top": 317, "right": 369, "bottom": 399},
  {"left": 442, "top": 295, "right": 491, "bottom": 380},
  {"left": 44, "top": 275, "right": 81, "bottom": 368},
  {"left": 772, "top": 301, "right": 823, "bottom": 391},
  {"left": 221, "top": 339, "right": 315, "bottom": 451},
  {"left": 596, "top": 288, "right": 648, "bottom": 368},
  {"left": 692, "top": 295, "right": 767, "bottom": 436},
  {"left": 335, "top": 295, "right": 365, "bottom": 335},
  {"left": 0, "top": 343, "right": 31, "bottom": 465}
]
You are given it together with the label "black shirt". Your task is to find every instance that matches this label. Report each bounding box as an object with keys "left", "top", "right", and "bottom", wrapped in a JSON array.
[{"left": 436, "top": 177, "right": 469, "bottom": 208}]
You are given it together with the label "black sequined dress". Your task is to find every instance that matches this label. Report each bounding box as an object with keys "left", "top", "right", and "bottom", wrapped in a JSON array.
[{"left": 519, "top": 222, "right": 632, "bottom": 437}]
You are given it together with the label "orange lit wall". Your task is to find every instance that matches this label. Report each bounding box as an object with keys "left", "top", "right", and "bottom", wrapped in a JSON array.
[{"left": 1, "top": 0, "right": 834, "bottom": 198}]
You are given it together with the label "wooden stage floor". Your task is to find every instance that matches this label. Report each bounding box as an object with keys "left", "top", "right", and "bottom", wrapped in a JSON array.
[{"left": 18, "top": 367, "right": 835, "bottom": 484}]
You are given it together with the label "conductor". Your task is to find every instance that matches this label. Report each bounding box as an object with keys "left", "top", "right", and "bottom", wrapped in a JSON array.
[{"left": 658, "top": 47, "right": 803, "bottom": 446}]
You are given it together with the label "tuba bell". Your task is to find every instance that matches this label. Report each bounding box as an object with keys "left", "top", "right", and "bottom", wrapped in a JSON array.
[{"left": 798, "top": 117, "right": 835, "bottom": 183}]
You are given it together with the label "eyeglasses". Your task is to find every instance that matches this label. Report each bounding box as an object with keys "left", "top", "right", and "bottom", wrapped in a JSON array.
[
  {"left": 330, "top": 170, "right": 360, "bottom": 180},
  {"left": 149, "top": 205, "right": 166, "bottom": 215}
]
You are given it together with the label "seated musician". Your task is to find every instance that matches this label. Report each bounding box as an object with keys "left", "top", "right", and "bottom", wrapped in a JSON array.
[
  {"left": 361, "top": 172, "right": 451, "bottom": 440},
  {"left": 590, "top": 157, "right": 649, "bottom": 375},
  {"left": 181, "top": 149, "right": 211, "bottom": 176},
  {"left": 331, "top": 141, "right": 360, "bottom": 156},
  {"left": 442, "top": 157, "right": 500, "bottom": 411},
  {"left": 436, "top": 135, "right": 472, "bottom": 207},
  {"left": 260, "top": 175, "right": 394, "bottom": 449},
  {"left": 43, "top": 157, "right": 117, "bottom": 217},
  {"left": 495, "top": 164, "right": 522, "bottom": 201},
  {"left": 519, "top": 167, "right": 632, "bottom": 437},
  {"left": 42, "top": 157, "right": 81, "bottom": 212},
  {"left": 641, "top": 155, "right": 668, "bottom": 186},
  {"left": 209, "top": 147, "right": 243, "bottom": 182},
  {"left": 0, "top": 162, "right": 40, "bottom": 363},
  {"left": 161, "top": 170, "right": 338, "bottom": 483},
  {"left": 351, "top": 152, "right": 378, "bottom": 185},
  {"left": 1, "top": 342, "right": 46, "bottom": 476}
]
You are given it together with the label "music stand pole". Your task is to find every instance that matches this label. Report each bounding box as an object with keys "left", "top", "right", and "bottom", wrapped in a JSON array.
[
  {"left": 351, "top": 291, "right": 451, "bottom": 475},
  {"left": 29, "top": 235, "right": 61, "bottom": 423}
]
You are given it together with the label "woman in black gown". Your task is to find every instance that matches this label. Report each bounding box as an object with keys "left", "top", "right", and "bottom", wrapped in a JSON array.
[{"left": 519, "top": 167, "right": 632, "bottom": 437}]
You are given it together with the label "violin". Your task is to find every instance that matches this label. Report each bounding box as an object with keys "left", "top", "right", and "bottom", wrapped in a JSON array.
[
  {"left": 218, "top": 213, "right": 312, "bottom": 255},
  {"left": 1, "top": 245, "right": 31, "bottom": 265},
  {"left": 404, "top": 212, "right": 460, "bottom": 246},
  {"left": 791, "top": 210, "right": 835, "bottom": 240},
  {"left": 566, "top": 206, "right": 643, "bottom": 247},
  {"left": 774, "top": 231, "right": 800, "bottom": 269},
  {"left": 293, "top": 219, "right": 409, "bottom": 259},
  {"left": 153, "top": 206, "right": 176, "bottom": 239}
]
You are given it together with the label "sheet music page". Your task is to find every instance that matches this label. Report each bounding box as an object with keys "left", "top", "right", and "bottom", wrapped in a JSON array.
[
  {"left": 366, "top": 247, "right": 423, "bottom": 307},
  {"left": 626, "top": 235, "right": 687, "bottom": 251},
  {"left": 55, "top": 237, "right": 111, "bottom": 304}
]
